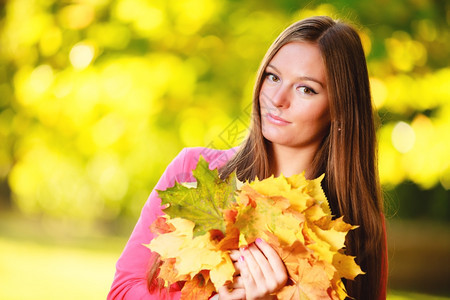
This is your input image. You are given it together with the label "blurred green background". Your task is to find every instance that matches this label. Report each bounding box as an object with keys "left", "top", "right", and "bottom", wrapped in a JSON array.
[{"left": 0, "top": 0, "right": 449, "bottom": 299}]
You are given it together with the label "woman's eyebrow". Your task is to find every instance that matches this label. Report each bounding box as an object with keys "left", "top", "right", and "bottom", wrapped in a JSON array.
[{"left": 267, "top": 64, "right": 324, "bottom": 88}]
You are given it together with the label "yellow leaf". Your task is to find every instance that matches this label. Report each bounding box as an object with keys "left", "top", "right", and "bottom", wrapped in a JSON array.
[
  {"left": 145, "top": 218, "right": 195, "bottom": 258},
  {"left": 249, "top": 175, "right": 292, "bottom": 196},
  {"left": 235, "top": 188, "right": 302, "bottom": 246},
  {"left": 302, "top": 222, "right": 334, "bottom": 264},
  {"left": 310, "top": 216, "right": 354, "bottom": 252},
  {"left": 209, "top": 253, "right": 235, "bottom": 289},
  {"left": 331, "top": 277, "right": 348, "bottom": 299},
  {"left": 175, "top": 233, "right": 223, "bottom": 277},
  {"left": 288, "top": 173, "right": 330, "bottom": 214},
  {"left": 147, "top": 217, "right": 234, "bottom": 285},
  {"left": 286, "top": 172, "right": 308, "bottom": 189},
  {"left": 305, "top": 174, "right": 330, "bottom": 215},
  {"left": 303, "top": 204, "right": 328, "bottom": 222},
  {"left": 332, "top": 252, "right": 365, "bottom": 280}
]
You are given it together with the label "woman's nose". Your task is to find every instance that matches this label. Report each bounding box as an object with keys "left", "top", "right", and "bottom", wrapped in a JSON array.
[{"left": 270, "top": 85, "right": 290, "bottom": 108}]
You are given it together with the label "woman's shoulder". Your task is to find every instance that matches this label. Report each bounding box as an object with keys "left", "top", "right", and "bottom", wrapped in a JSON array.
[
  {"left": 162, "top": 147, "right": 238, "bottom": 185},
  {"left": 179, "top": 146, "right": 238, "bottom": 170},
  {"left": 154, "top": 146, "right": 238, "bottom": 194}
]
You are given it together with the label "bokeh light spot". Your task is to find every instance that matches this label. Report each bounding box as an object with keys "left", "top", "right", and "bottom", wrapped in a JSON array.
[
  {"left": 69, "top": 43, "right": 95, "bottom": 70},
  {"left": 392, "top": 121, "right": 416, "bottom": 153}
]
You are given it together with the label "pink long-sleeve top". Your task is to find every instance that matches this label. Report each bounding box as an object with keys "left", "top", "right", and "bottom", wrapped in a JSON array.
[{"left": 107, "top": 147, "right": 388, "bottom": 299}]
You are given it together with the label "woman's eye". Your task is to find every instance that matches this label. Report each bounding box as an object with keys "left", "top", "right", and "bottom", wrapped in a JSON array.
[
  {"left": 298, "top": 86, "right": 317, "bottom": 95},
  {"left": 266, "top": 73, "right": 280, "bottom": 83}
]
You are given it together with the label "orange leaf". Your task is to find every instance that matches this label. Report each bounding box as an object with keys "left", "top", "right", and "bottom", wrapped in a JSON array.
[
  {"left": 217, "top": 225, "right": 239, "bottom": 251},
  {"left": 265, "top": 231, "right": 313, "bottom": 282},
  {"left": 180, "top": 271, "right": 215, "bottom": 300},
  {"left": 159, "top": 258, "right": 189, "bottom": 285},
  {"left": 277, "top": 259, "right": 336, "bottom": 300}
]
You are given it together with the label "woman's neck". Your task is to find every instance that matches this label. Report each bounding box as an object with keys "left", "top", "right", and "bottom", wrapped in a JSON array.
[{"left": 268, "top": 143, "right": 318, "bottom": 179}]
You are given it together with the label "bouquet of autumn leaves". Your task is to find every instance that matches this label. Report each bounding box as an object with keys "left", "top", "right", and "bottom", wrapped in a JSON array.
[{"left": 145, "top": 157, "right": 364, "bottom": 299}]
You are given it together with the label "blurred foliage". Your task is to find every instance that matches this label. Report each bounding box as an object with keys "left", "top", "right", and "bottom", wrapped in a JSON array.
[{"left": 0, "top": 0, "right": 449, "bottom": 225}]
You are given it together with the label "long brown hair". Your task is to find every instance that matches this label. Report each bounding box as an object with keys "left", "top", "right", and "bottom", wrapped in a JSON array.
[{"left": 220, "top": 16, "right": 385, "bottom": 299}]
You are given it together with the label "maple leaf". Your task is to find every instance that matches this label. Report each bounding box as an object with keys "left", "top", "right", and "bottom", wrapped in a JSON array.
[
  {"left": 146, "top": 217, "right": 235, "bottom": 289},
  {"left": 159, "top": 258, "right": 189, "bottom": 285},
  {"left": 277, "top": 259, "right": 336, "bottom": 300},
  {"left": 150, "top": 216, "right": 176, "bottom": 234},
  {"left": 332, "top": 251, "right": 365, "bottom": 280},
  {"left": 209, "top": 252, "right": 235, "bottom": 289},
  {"left": 249, "top": 173, "right": 330, "bottom": 215},
  {"left": 311, "top": 216, "right": 357, "bottom": 252},
  {"left": 180, "top": 271, "right": 216, "bottom": 300},
  {"left": 235, "top": 185, "right": 303, "bottom": 246},
  {"left": 157, "top": 156, "right": 237, "bottom": 236},
  {"left": 265, "top": 232, "right": 313, "bottom": 282}
]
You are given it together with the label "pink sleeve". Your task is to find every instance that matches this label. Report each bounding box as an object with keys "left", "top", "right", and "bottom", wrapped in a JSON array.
[{"left": 108, "top": 149, "right": 192, "bottom": 300}]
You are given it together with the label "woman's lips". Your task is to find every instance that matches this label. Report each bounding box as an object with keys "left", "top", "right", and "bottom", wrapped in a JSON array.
[{"left": 266, "top": 113, "right": 291, "bottom": 125}]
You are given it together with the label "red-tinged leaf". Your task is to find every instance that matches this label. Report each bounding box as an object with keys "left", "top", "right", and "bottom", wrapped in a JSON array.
[
  {"left": 159, "top": 258, "right": 189, "bottom": 285},
  {"left": 150, "top": 216, "right": 175, "bottom": 234},
  {"left": 209, "top": 229, "right": 225, "bottom": 242},
  {"left": 223, "top": 208, "right": 238, "bottom": 223},
  {"left": 180, "top": 271, "right": 215, "bottom": 300}
]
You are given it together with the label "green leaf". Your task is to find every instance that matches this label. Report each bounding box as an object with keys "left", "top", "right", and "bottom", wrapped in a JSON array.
[{"left": 157, "top": 156, "right": 237, "bottom": 236}]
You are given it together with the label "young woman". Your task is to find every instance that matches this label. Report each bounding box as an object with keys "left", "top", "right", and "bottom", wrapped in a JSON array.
[{"left": 108, "top": 16, "right": 387, "bottom": 300}]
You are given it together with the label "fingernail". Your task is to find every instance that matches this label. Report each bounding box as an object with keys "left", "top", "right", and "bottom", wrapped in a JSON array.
[
  {"left": 255, "top": 238, "right": 263, "bottom": 244},
  {"left": 239, "top": 255, "right": 244, "bottom": 262},
  {"left": 240, "top": 246, "right": 248, "bottom": 251}
]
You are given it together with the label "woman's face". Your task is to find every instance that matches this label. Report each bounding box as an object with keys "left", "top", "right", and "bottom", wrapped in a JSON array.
[{"left": 259, "top": 42, "right": 330, "bottom": 150}]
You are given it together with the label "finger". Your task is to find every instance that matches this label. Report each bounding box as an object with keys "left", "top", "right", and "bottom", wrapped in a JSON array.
[
  {"left": 247, "top": 243, "right": 274, "bottom": 277},
  {"left": 246, "top": 243, "right": 279, "bottom": 292},
  {"left": 230, "top": 275, "right": 244, "bottom": 289},
  {"left": 255, "top": 238, "right": 288, "bottom": 285},
  {"left": 228, "top": 288, "right": 246, "bottom": 299},
  {"left": 218, "top": 285, "right": 246, "bottom": 300},
  {"left": 230, "top": 250, "right": 241, "bottom": 261},
  {"left": 230, "top": 250, "right": 242, "bottom": 275},
  {"left": 239, "top": 250, "right": 259, "bottom": 291},
  {"left": 239, "top": 247, "right": 261, "bottom": 289}
]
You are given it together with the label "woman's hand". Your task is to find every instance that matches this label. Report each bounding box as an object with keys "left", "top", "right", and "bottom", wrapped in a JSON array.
[
  {"left": 216, "top": 250, "right": 246, "bottom": 299},
  {"left": 218, "top": 238, "right": 288, "bottom": 300}
]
